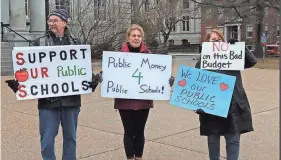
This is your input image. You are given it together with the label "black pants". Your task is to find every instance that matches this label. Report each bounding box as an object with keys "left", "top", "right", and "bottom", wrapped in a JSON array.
[{"left": 119, "top": 109, "right": 150, "bottom": 158}]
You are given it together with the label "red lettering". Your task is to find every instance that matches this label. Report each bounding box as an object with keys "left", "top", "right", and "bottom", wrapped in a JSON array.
[
  {"left": 18, "top": 85, "right": 27, "bottom": 98},
  {"left": 212, "top": 42, "right": 229, "bottom": 51},
  {"left": 213, "top": 42, "right": 220, "bottom": 52},
  {"left": 16, "top": 52, "right": 25, "bottom": 65},
  {"left": 221, "top": 42, "right": 229, "bottom": 51},
  {"left": 30, "top": 68, "right": 38, "bottom": 79},
  {"left": 41, "top": 67, "right": 49, "bottom": 78}
]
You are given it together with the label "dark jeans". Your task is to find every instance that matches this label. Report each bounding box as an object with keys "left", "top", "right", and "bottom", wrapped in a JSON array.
[
  {"left": 39, "top": 107, "right": 80, "bottom": 160},
  {"left": 119, "top": 109, "right": 150, "bottom": 159},
  {"left": 207, "top": 133, "right": 240, "bottom": 160}
]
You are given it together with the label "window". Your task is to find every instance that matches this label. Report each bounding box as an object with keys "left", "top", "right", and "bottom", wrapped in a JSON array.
[
  {"left": 55, "top": 0, "right": 71, "bottom": 18},
  {"left": 155, "top": 0, "right": 160, "bottom": 5},
  {"left": 183, "top": 0, "right": 189, "bottom": 9},
  {"left": 182, "top": 16, "right": 189, "bottom": 31},
  {"left": 249, "top": 5, "right": 255, "bottom": 12},
  {"left": 218, "top": 8, "right": 224, "bottom": 20},
  {"left": 168, "top": 39, "right": 174, "bottom": 46},
  {"left": 182, "top": 39, "right": 188, "bottom": 45},
  {"left": 169, "top": 17, "right": 176, "bottom": 32},
  {"left": 265, "top": 7, "right": 268, "bottom": 17},
  {"left": 246, "top": 25, "right": 253, "bottom": 38},
  {"left": 145, "top": 0, "right": 150, "bottom": 12},
  {"left": 94, "top": 0, "right": 107, "bottom": 21},
  {"left": 277, "top": 26, "right": 280, "bottom": 37},
  {"left": 264, "top": 25, "right": 268, "bottom": 36},
  {"left": 218, "top": 26, "right": 224, "bottom": 34},
  {"left": 25, "top": 0, "right": 29, "bottom": 17},
  {"left": 205, "top": 8, "right": 212, "bottom": 19}
]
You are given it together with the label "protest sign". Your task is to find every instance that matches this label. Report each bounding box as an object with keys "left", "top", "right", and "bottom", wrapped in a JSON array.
[
  {"left": 170, "top": 66, "right": 236, "bottom": 118},
  {"left": 200, "top": 42, "right": 245, "bottom": 70},
  {"left": 12, "top": 45, "right": 92, "bottom": 100},
  {"left": 101, "top": 51, "right": 172, "bottom": 100}
]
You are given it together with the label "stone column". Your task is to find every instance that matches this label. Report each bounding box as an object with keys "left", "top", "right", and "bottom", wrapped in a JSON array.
[
  {"left": 224, "top": 26, "right": 227, "bottom": 41},
  {"left": 1, "top": 0, "right": 10, "bottom": 24},
  {"left": 29, "top": 0, "right": 46, "bottom": 32},
  {"left": 9, "top": 0, "right": 26, "bottom": 30},
  {"left": 237, "top": 25, "right": 241, "bottom": 41}
]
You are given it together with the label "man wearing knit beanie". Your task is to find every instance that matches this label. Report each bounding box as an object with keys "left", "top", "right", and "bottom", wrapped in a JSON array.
[
  {"left": 47, "top": 9, "right": 69, "bottom": 37},
  {"left": 6, "top": 8, "right": 102, "bottom": 160},
  {"left": 48, "top": 9, "right": 69, "bottom": 22}
]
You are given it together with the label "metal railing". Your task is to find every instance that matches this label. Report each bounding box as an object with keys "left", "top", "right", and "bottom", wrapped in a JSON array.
[{"left": 1, "top": 22, "right": 34, "bottom": 46}]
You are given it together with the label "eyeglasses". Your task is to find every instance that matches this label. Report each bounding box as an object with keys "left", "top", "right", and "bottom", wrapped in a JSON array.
[{"left": 47, "top": 19, "right": 63, "bottom": 24}]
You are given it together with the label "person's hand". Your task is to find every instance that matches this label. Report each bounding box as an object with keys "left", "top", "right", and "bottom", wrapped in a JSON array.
[
  {"left": 88, "top": 71, "right": 103, "bottom": 92},
  {"left": 5, "top": 79, "right": 19, "bottom": 93},
  {"left": 169, "top": 76, "right": 175, "bottom": 87},
  {"left": 194, "top": 108, "right": 205, "bottom": 114},
  {"left": 228, "top": 38, "right": 238, "bottom": 44},
  {"left": 95, "top": 71, "right": 103, "bottom": 83}
]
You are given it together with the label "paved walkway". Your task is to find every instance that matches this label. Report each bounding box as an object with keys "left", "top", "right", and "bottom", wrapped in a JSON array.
[{"left": 1, "top": 58, "right": 279, "bottom": 160}]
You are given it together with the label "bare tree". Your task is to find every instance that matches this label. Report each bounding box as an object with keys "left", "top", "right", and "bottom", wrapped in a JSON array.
[
  {"left": 131, "top": 0, "right": 148, "bottom": 24},
  {"left": 142, "top": 0, "right": 201, "bottom": 47},
  {"left": 190, "top": 0, "right": 280, "bottom": 57},
  {"left": 68, "top": 0, "right": 131, "bottom": 58},
  {"left": 264, "top": 0, "right": 280, "bottom": 12}
]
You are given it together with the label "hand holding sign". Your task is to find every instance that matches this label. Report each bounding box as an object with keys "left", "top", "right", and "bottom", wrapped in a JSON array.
[
  {"left": 169, "top": 76, "right": 175, "bottom": 87},
  {"left": 170, "top": 66, "right": 236, "bottom": 118},
  {"left": 88, "top": 71, "right": 103, "bottom": 92},
  {"left": 12, "top": 45, "right": 93, "bottom": 100},
  {"left": 5, "top": 79, "right": 19, "bottom": 93},
  {"left": 228, "top": 38, "right": 239, "bottom": 44}
]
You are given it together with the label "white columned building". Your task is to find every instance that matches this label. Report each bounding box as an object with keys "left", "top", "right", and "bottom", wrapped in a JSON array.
[
  {"left": 9, "top": 0, "right": 27, "bottom": 30},
  {"left": 29, "top": 0, "right": 46, "bottom": 34}
]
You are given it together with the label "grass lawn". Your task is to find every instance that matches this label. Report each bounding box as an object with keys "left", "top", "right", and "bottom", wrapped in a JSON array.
[{"left": 254, "top": 57, "right": 280, "bottom": 69}]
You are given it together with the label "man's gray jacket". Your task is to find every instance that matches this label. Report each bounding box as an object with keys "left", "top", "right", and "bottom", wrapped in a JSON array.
[{"left": 33, "top": 28, "right": 82, "bottom": 109}]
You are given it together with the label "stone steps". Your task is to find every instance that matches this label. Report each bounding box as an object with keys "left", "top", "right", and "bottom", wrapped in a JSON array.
[{"left": 1, "top": 42, "right": 14, "bottom": 76}]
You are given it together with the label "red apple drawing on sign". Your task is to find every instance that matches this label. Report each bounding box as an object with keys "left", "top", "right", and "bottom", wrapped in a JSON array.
[{"left": 15, "top": 68, "right": 29, "bottom": 82}]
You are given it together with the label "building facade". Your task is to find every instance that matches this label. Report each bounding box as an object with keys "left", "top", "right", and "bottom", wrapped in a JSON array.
[
  {"left": 160, "top": 0, "right": 202, "bottom": 46},
  {"left": 200, "top": 3, "right": 280, "bottom": 49},
  {"left": 1, "top": 0, "right": 47, "bottom": 46}
]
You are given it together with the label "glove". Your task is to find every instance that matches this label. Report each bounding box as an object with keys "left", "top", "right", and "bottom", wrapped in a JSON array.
[
  {"left": 228, "top": 38, "right": 238, "bottom": 44},
  {"left": 88, "top": 71, "right": 103, "bottom": 92},
  {"left": 5, "top": 79, "right": 19, "bottom": 93},
  {"left": 95, "top": 71, "right": 103, "bottom": 83},
  {"left": 194, "top": 108, "right": 206, "bottom": 114},
  {"left": 169, "top": 76, "right": 175, "bottom": 87}
]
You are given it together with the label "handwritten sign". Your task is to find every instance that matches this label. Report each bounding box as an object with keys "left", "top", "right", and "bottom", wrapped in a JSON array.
[
  {"left": 200, "top": 42, "right": 245, "bottom": 70},
  {"left": 12, "top": 45, "right": 92, "bottom": 100},
  {"left": 170, "top": 66, "right": 236, "bottom": 118},
  {"left": 101, "top": 51, "right": 172, "bottom": 100}
]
